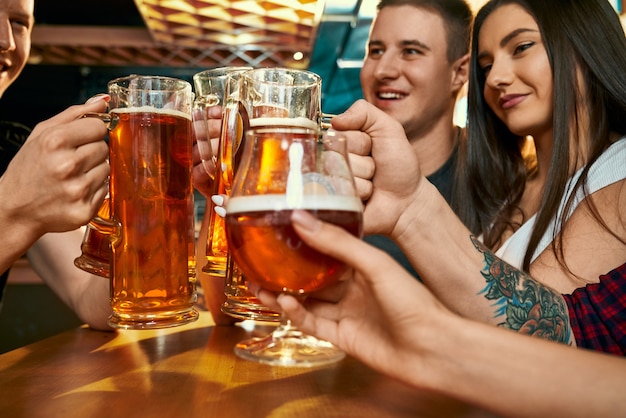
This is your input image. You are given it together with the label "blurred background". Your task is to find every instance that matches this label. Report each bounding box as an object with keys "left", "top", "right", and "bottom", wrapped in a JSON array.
[{"left": 1, "top": 0, "right": 624, "bottom": 352}]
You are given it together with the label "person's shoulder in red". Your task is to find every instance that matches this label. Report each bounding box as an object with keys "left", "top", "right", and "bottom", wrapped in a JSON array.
[{"left": 564, "top": 263, "right": 626, "bottom": 355}]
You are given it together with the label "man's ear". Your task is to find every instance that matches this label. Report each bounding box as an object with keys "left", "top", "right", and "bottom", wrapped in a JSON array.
[{"left": 451, "top": 53, "right": 470, "bottom": 95}]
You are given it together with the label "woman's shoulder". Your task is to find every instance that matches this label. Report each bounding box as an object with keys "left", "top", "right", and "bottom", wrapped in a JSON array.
[{"left": 580, "top": 137, "right": 626, "bottom": 196}]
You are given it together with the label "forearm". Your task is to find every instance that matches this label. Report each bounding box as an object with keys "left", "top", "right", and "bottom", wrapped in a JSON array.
[
  {"left": 419, "top": 315, "right": 626, "bottom": 418},
  {"left": 27, "top": 230, "right": 112, "bottom": 330},
  {"left": 0, "top": 192, "right": 42, "bottom": 274},
  {"left": 0, "top": 223, "right": 36, "bottom": 274},
  {"left": 393, "top": 181, "right": 495, "bottom": 315},
  {"left": 395, "top": 182, "right": 573, "bottom": 344}
]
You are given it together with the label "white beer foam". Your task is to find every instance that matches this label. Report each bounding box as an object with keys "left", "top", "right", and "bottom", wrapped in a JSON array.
[
  {"left": 249, "top": 117, "right": 318, "bottom": 130},
  {"left": 227, "top": 194, "right": 362, "bottom": 213},
  {"left": 111, "top": 106, "right": 191, "bottom": 121}
]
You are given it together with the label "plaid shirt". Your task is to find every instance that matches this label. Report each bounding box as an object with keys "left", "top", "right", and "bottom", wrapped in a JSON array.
[{"left": 563, "top": 263, "right": 626, "bottom": 356}]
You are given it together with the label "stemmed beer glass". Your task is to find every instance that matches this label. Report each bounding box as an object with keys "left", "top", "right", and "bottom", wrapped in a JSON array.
[
  {"left": 226, "top": 126, "right": 363, "bottom": 367},
  {"left": 219, "top": 68, "right": 321, "bottom": 322}
]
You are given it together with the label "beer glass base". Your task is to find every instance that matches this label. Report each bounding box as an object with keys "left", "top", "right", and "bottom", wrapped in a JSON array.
[
  {"left": 74, "top": 255, "right": 110, "bottom": 278},
  {"left": 202, "top": 259, "right": 227, "bottom": 277},
  {"left": 221, "top": 301, "right": 282, "bottom": 322},
  {"left": 108, "top": 308, "right": 199, "bottom": 330},
  {"left": 234, "top": 321, "right": 345, "bottom": 368}
]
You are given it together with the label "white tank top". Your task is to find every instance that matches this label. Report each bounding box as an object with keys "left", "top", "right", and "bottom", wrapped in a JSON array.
[{"left": 495, "top": 137, "right": 626, "bottom": 268}]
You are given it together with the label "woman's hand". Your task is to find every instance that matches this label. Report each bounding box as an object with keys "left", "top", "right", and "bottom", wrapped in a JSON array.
[
  {"left": 255, "top": 210, "right": 450, "bottom": 380},
  {"left": 192, "top": 104, "right": 223, "bottom": 198}
]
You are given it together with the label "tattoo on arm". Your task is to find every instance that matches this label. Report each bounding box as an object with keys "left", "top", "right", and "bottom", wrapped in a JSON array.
[{"left": 470, "top": 236, "right": 572, "bottom": 344}]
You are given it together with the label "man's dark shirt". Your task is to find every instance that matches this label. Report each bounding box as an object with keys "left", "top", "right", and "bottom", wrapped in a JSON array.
[{"left": 0, "top": 121, "right": 31, "bottom": 305}]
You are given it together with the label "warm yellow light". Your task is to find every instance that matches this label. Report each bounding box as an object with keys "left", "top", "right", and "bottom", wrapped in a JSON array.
[{"left": 466, "top": 0, "right": 488, "bottom": 13}]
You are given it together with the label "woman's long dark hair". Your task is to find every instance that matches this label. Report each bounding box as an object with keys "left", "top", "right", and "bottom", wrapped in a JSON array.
[{"left": 452, "top": 0, "right": 626, "bottom": 272}]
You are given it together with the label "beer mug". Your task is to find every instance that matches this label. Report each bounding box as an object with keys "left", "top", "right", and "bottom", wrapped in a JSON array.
[
  {"left": 87, "top": 75, "right": 198, "bottom": 330},
  {"left": 74, "top": 195, "right": 113, "bottom": 278},
  {"left": 193, "top": 67, "right": 251, "bottom": 280},
  {"left": 220, "top": 68, "right": 322, "bottom": 321},
  {"left": 192, "top": 66, "right": 251, "bottom": 177}
]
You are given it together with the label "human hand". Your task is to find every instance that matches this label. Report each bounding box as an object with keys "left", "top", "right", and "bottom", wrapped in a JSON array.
[
  {"left": 331, "top": 100, "right": 425, "bottom": 236},
  {"left": 192, "top": 104, "right": 222, "bottom": 197},
  {"left": 0, "top": 95, "right": 110, "bottom": 240},
  {"left": 255, "top": 209, "right": 450, "bottom": 380}
]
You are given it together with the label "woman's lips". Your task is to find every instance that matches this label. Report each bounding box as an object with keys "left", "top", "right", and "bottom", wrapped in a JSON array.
[{"left": 499, "top": 94, "right": 527, "bottom": 110}]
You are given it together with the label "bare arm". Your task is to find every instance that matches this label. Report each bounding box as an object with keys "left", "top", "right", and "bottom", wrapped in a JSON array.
[
  {"left": 27, "top": 229, "right": 111, "bottom": 330},
  {"left": 394, "top": 183, "right": 574, "bottom": 344}
]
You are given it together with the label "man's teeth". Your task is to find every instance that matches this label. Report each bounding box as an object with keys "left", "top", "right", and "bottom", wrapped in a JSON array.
[{"left": 378, "top": 92, "right": 405, "bottom": 99}]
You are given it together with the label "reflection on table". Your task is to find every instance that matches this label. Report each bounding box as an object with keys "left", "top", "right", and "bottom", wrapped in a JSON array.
[{"left": 0, "top": 311, "right": 498, "bottom": 417}]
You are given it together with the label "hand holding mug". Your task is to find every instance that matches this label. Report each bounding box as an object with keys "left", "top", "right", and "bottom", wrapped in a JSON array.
[
  {"left": 0, "top": 96, "right": 110, "bottom": 239},
  {"left": 192, "top": 103, "right": 223, "bottom": 198}
]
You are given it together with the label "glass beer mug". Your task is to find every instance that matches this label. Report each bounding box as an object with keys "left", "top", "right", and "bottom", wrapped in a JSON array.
[
  {"left": 193, "top": 67, "right": 251, "bottom": 278},
  {"left": 86, "top": 75, "right": 198, "bottom": 329},
  {"left": 219, "top": 68, "right": 323, "bottom": 322},
  {"left": 192, "top": 66, "right": 251, "bottom": 178}
]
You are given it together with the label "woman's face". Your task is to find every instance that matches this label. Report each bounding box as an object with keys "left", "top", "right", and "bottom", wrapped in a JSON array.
[{"left": 477, "top": 3, "right": 553, "bottom": 139}]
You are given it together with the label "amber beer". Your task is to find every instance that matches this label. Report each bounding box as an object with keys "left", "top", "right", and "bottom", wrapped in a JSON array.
[
  {"left": 221, "top": 117, "right": 321, "bottom": 312},
  {"left": 226, "top": 194, "right": 362, "bottom": 294},
  {"left": 108, "top": 107, "right": 197, "bottom": 328},
  {"left": 74, "top": 196, "right": 113, "bottom": 277},
  {"left": 203, "top": 101, "right": 249, "bottom": 276}
]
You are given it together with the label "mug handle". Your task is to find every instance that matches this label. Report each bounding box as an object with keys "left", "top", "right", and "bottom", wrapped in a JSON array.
[{"left": 81, "top": 112, "right": 119, "bottom": 130}]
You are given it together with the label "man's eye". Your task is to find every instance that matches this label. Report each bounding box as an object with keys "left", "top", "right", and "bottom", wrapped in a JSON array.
[
  {"left": 403, "top": 48, "right": 420, "bottom": 56},
  {"left": 11, "top": 19, "right": 30, "bottom": 30}
]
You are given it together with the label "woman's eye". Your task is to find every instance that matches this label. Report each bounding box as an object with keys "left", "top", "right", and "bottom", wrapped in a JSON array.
[{"left": 514, "top": 42, "right": 534, "bottom": 55}]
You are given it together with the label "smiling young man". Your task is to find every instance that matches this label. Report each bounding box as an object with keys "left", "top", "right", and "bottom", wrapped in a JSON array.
[{"left": 360, "top": 0, "right": 473, "bottom": 278}]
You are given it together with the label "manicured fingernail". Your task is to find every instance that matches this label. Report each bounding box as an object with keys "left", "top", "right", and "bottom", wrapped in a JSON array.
[
  {"left": 291, "top": 210, "right": 320, "bottom": 232},
  {"left": 214, "top": 206, "right": 226, "bottom": 218},
  {"left": 86, "top": 93, "right": 110, "bottom": 104},
  {"left": 211, "top": 195, "right": 224, "bottom": 206}
]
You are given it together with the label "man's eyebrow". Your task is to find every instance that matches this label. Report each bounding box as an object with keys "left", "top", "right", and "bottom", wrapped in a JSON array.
[
  {"left": 401, "top": 39, "right": 430, "bottom": 51},
  {"left": 368, "top": 39, "right": 430, "bottom": 51},
  {"left": 10, "top": 11, "right": 35, "bottom": 26}
]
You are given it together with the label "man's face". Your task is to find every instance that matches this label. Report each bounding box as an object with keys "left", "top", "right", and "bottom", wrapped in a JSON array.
[
  {"left": 360, "top": 5, "right": 459, "bottom": 139},
  {"left": 0, "top": 0, "right": 34, "bottom": 98}
]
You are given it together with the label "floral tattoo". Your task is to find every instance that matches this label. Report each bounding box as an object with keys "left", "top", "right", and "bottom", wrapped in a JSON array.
[{"left": 471, "top": 236, "right": 572, "bottom": 344}]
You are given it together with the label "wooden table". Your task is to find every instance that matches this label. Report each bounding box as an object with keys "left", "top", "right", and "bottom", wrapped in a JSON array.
[{"left": 0, "top": 311, "right": 497, "bottom": 418}]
